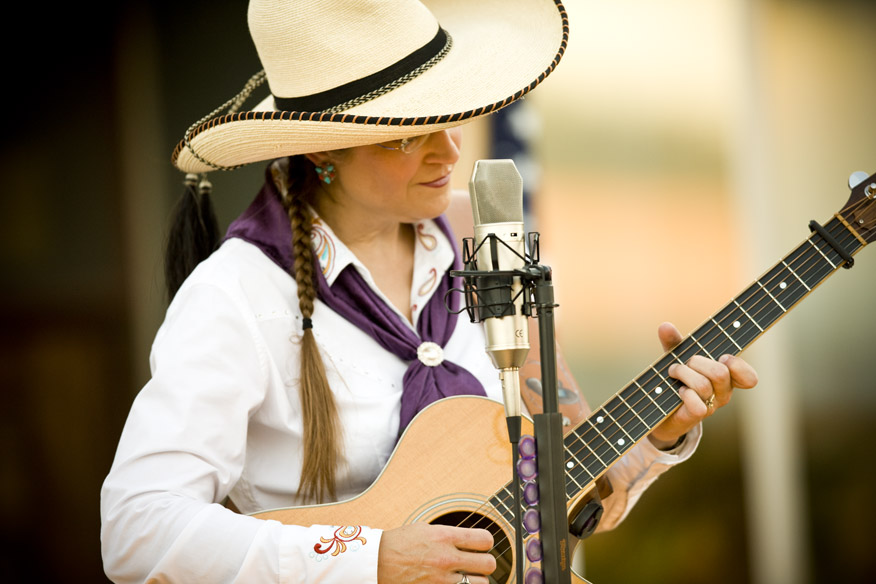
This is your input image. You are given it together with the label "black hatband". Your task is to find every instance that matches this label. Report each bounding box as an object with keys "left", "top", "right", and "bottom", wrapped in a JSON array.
[{"left": 273, "top": 27, "right": 448, "bottom": 113}]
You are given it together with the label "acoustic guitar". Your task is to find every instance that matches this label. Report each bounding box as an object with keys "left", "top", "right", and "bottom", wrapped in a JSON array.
[{"left": 255, "top": 172, "right": 876, "bottom": 583}]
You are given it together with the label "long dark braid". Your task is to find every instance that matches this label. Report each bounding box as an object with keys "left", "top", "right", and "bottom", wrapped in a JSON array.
[{"left": 282, "top": 156, "right": 341, "bottom": 503}]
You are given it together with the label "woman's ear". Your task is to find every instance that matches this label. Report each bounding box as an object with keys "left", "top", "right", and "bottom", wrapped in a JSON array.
[{"left": 304, "top": 152, "right": 332, "bottom": 167}]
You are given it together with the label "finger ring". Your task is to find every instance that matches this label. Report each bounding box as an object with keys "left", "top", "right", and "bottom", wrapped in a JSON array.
[
  {"left": 458, "top": 574, "right": 471, "bottom": 584},
  {"left": 704, "top": 394, "right": 716, "bottom": 409}
]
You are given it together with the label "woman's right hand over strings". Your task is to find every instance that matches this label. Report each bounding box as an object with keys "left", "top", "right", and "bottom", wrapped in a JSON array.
[{"left": 378, "top": 523, "right": 496, "bottom": 583}]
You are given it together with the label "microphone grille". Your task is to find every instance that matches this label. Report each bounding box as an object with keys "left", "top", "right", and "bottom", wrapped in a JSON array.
[{"left": 469, "top": 160, "right": 524, "bottom": 224}]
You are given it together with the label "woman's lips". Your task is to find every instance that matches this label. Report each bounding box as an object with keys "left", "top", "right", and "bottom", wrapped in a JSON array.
[{"left": 421, "top": 174, "right": 451, "bottom": 188}]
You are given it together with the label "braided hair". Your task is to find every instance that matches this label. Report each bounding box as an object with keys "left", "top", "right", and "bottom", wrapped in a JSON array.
[
  {"left": 163, "top": 155, "right": 343, "bottom": 503},
  {"left": 280, "top": 155, "right": 342, "bottom": 503}
]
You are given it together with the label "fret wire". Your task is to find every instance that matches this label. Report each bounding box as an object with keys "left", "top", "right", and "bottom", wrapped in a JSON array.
[
  {"left": 582, "top": 418, "right": 623, "bottom": 458},
  {"left": 620, "top": 383, "right": 666, "bottom": 427},
  {"left": 781, "top": 260, "right": 811, "bottom": 292},
  {"left": 566, "top": 460, "right": 591, "bottom": 496},
  {"left": 618, "top": 392, "right": 652, "bottom": 431},
  {"left": 716, "top": 290, "right": 752, "bottom": 335},
  {"left": 609, "top": 389, "right": 650, "bottom": 438},
  {"left": 643, "top": 370, "right": 684, "bottom": 421},
  {"left": 650, "top": 366, "right": 674, "bottom": 389},
  {"left": 687, "top": 333, "right": 716, "bottom": 360},
  {"left": 789, "top": 240, "right": 838, "bottom": 293},
  {"left": 741, "top": 289, "right": 783, "bottom": 336},
  {"left": 493, "top": 492, "right": 513, "bottom": 518},
  {"left": 764, "top": 265, "right": 809, "bottom": 323},
  {"left": 565, "top": 466, "right": 585, "bottom": 494},
  {"left": 634, "top": 380, "right": 669, "bottom": 416},
  {"left": 565, "top": 448, "right": 596, "bottom": 481},
  {"left": 573, "top": 431, "right": 615, "bottom": 474},
  {"left": 489, "top": 493, "right": 514, "bottom": 523},
  {"left": 741, "top": 236, "right": 834, "bottom": 336},
  {"left": 732, "top": 299, "right": 764, "bottom": 332},
  {"left": 612, "top": 401, "right": 649, "bottom": 441},
  {"left": 814, "top": 229, "right": 848, "bottom": 267},
  {"left": 784, "top": 244, "right": 824, "bottom": 292},
  {"left": 601, "top": 407, "right": 635, "bottom": 445},
  {"left": 569, "top": 433, "right": 610, "bottom": 474},
  {"left": 692, "top": 319, "right": 738, "bottom": 358},
  {"left": 690, "top": 321, "right": 733, "bottom": 359},
  {"left": 761, "top": 262, "right": 808, "bottom": 314},
  {"left": 564, "top": 446, "right": 587, "bottom": 477},
  {"left": 651, "top": 378, "right": 683, "bottom": 412},
  {"left": 588, "top": 406, "right": 643, "bottom": 455},
  {"left": 755, "top": 279, "right": 787, "bottom": 312},
  {"left": 806, "top": 237, "right": 837, "bottom": 269},
  {"left": 735, "top": 284, "right": 774, "bottom": 324},
  {"left": 710, "top": 317, "right": 743, "bottom": 352},
  {"left": 668, "top": 350, "right": 684, "bottom": 364},
  {"left": 810, "top": 234, "right": 842, "bottom": 266},
  {"left": 653, "top": 352, "right": 683, "bottom": 377}
]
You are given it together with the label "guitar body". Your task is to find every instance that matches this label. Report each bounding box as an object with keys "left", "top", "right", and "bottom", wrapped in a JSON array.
[{"left": 253, "top": 396, "right": 590, "bottom": 584}]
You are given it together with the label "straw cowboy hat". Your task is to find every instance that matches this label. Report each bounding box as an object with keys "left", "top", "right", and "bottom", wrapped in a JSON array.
[{"left": 172, "top": 0, "right": 569, "bottom": 173}]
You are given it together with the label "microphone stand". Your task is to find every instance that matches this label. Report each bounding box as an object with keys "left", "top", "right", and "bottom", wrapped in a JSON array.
[
  {"left": 521, "top": 260, "right": 572, "bottom": 584},
  {"left": 450, "top": 233, "right": 571, "bottom": 583}
]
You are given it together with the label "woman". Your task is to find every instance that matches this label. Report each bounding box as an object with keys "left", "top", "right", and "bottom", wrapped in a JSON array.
[{"left": 101, "top": 1, "right": 757, "bottom": 583}]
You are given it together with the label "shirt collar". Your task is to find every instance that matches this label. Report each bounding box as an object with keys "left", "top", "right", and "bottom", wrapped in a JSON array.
[{"left": 224, "top": 161, "right": 457, "bottom": 318}]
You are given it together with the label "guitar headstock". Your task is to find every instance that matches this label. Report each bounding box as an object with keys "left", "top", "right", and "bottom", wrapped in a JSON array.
[{"left": 841, "top": 171, "right": 876, "bottom": 243}]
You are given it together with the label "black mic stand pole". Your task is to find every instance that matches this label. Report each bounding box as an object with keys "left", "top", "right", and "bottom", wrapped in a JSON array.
[
  {"left": 523, "top": 261, "right": 572, "bottom": 584},
  {"left": 449, "top": 232, "right": 571, "bottom": 583}
]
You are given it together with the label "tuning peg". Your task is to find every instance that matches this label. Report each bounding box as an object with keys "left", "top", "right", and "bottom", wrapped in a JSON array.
[{"left": 849, "top": 171, "right": 869, "bottom": 189}]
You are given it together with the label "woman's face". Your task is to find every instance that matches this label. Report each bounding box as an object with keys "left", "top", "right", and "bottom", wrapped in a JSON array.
[{"left": 308, "top": 128, "right": 463, "bottom": 227}]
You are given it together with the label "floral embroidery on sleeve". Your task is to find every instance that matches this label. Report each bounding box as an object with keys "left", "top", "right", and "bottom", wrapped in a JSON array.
[{"left": 313, "top": 525, "right": 368, "bottom": 557}]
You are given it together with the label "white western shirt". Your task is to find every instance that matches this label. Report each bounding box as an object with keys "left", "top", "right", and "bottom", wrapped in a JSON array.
[{"left": 101, "top": 215, "right": 699, "bottom": 583}]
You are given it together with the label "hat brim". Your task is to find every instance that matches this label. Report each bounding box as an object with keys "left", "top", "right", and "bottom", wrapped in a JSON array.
[{"left": 172, "top": 0, "right": 569, "bottom": 173}]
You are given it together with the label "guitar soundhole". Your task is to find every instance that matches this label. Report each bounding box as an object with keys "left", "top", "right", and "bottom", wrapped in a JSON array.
[{"left": 430, "top": 511, "right": 513, "bottom": 584}]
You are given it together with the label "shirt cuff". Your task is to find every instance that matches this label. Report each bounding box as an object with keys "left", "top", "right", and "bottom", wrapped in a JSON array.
[
  {"left": 638, "top": 423, "right": 703, "bottom": 463},
  {"left": 597, "top": 422, "right": 703, "bottom": 531},
  {"left": 279, "top": 523, "right": 383, "bottom": 583}
]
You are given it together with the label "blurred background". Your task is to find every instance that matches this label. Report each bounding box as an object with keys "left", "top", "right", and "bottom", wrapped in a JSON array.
[{"left": 1, "top": 0, "right": 873, "bottom": 582}]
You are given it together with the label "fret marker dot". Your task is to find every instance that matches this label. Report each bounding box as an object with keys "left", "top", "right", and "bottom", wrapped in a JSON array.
[
  {"left": 566, "top": 461, "right": 574, "bottom": 469},
  {"left": 655, "top": 387, "right": 663, "bottom": 394},
  {"left": 733, "top": 321, "right": 741, "bottom": 328},
  {"left": 780, "top": 282, "right": 787, "bottom": 290},
  {"left": 596, "top": 416, "right": 604, "bottom": 424},
  {"left": 617, "top": 438, "right": 625, "bottom": 446}
]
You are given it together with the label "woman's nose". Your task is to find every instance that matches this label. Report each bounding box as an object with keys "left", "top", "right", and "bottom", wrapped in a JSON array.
[{"left": 423, "top": 129, "right": 462, "bottom": 164}]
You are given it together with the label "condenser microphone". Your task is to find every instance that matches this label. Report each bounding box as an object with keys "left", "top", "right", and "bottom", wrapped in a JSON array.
[{"left": 469, "top": 160, "right": 530, "bottom": 419}]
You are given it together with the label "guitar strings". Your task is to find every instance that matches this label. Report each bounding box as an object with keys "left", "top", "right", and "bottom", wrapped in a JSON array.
[
  {"left": 558, "top": 204, "right": 865, "bottom": 483},
  {"left": 447, "top": 198, "right": 874, "bottom": 567},
  {"left": 477, "top": 207, "right": 869, "bottom": 561},
  {"left": 453, "top": 201, "right": 871, "bottom": 564}
]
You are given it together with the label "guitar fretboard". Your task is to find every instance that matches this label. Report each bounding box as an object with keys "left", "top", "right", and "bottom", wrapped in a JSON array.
[{"left": 560, "top": 213, "right": 865, "bottom": 497}]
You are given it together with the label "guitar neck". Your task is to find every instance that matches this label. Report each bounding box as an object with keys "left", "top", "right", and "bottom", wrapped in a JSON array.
[{"left": 560, "top": 211, "right": 868, "bottom": 500}]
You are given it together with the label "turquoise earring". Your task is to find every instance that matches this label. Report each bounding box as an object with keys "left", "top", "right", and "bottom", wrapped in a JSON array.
[{"left": 315, "top": 164, "right": 336, "bottom": 184}]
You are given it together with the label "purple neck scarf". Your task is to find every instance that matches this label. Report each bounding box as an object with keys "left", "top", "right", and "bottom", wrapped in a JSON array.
[{"left": 225, "top": 170, "right": 486, "bottom": 433}]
